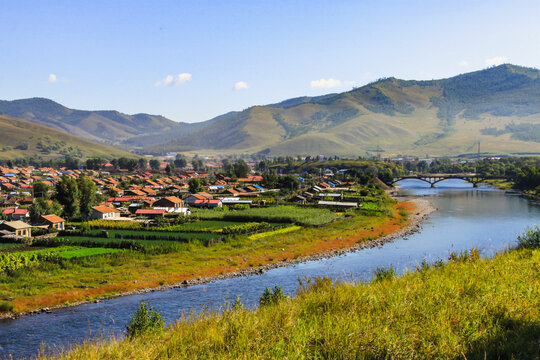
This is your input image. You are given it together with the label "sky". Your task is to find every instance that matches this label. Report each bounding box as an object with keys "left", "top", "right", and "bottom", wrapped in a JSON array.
[{"left": 1, "top": 0, "right": 540, "bottom": 123}]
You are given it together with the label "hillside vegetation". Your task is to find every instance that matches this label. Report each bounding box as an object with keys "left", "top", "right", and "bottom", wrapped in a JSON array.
[
  {"left": 0, "top": 115, "right": 136, "bottom": 160},
  {"left": 0, "top": 98, "right": 207, "bottom": 148},
  {"left": 147, "top": 64, "right": 540, "bottom": 157},
  {"left": 48, "top": 244, "right": 539, "bottom": 359}
]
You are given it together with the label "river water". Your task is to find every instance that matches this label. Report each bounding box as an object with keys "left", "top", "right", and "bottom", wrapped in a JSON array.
[{"left": 1, "top": 179, "right": 539, "bottom": 359}]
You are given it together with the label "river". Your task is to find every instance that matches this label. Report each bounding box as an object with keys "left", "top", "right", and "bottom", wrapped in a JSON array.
[{"left": 1, "top": 179, "right": 539, "bottom": 359}]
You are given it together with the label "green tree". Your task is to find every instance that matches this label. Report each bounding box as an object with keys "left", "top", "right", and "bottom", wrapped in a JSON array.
[
  {"left": 149, "top": 159, "right": 161, "bottom": 171},
  {"left": 33, "top": 182, "right": 50, "bottom": 199},
  {"left": 262, "top": 170, "right": 279, "bottom": 189},
  {"left": 138, "top": 158, "right": 148, "bottom": 170},
  {"left": 77, "top": 175, "right": 99, "bottom": 220},
  {"left": 233, "top": 159, "right": 250, "bottom": 178},
  {"left": 55, "top": 176, "right": 80, "bottom": 220},
  {"left": 174, "top": 154, "right": 187, "bottom": 168},
  {"left": 188, "top": 178, "right": 203, "bottom": 193}
]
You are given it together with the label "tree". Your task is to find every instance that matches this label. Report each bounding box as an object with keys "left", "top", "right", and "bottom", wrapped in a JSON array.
[
  {"left": 149, "top": 159, "right": 161, "bottom": 171},
  {"left": 174, "top": 154, "right": 187, "bottom": 168},
  {"left": 77, "top": 175, "right": 99, "bottom": 220},
  {"left": 192, "top": 158, "right": 204, "bottom": 172},
  {"left": 55, "top": 176, "right": 80, "bottom": 220},
  {"left": 188, "top": 178, "right": 203, "bottom": 193},
  {"left": 33, "top": 182, "right": 50, "bottom": 199},
  {"left": 233, "top": 159, "right": 250, "bottom": 178},
  {"left": 29, "top": 198, "right": 63, "bottom": 222},
  {"left": 165, "top": 161, "right": 175, "bottom": 175},
  {"left": 262, "top": 170, "right": 279, "bottom": 189},
  {"left": 126, "top": 301, "right": 164, "bottom": 339},
  {"left": 138, "top": 158, "right": 148, "bottom": 170}
]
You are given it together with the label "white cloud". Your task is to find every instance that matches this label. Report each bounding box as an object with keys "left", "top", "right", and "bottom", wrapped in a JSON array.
[
  {"left": 174, "top": 73, "right": 192, "bottom": 85},
  {"left": 458, "top": 60, "right": 469, "bottom": 67},
  {"left": 485, "top": 56, "right": 507, "bottom": 67},
  {"left": 155, "top": 73, "right": 192, "bottom": 87},
  {"left": 47, "top": 73, "right": 57, "bottom": 83},
  {"left": 310, "top": 78, "right": 353, "bottom": 89},
  {"left": 234, "top": 81, "right": 249, "bottom": 90}
]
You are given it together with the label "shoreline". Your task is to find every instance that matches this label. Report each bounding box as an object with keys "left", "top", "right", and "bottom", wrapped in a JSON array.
[{"left": 0, "top": 198, "right": 436, "bottom": 321}]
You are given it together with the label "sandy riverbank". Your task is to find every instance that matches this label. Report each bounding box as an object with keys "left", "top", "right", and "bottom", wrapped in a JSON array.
[{"left": 1, "top": 198, "right": 436, "bottom": 320}]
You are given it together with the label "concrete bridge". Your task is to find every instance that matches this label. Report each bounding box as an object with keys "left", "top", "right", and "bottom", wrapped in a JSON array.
[{"left": 392, "top": 173, "right": 503, "bottom": 188}]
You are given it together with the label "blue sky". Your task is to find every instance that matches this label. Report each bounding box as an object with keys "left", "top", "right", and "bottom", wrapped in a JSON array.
[{"left": 1, "top": 0, "right": 539, "bottom": 123}]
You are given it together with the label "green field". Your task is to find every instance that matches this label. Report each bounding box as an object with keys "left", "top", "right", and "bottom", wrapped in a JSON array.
[
  {"left": 191, "top": 206, "right": 341, "bottom": 226},
  {"left": 0, "top": 243, "right": 25, "bottom": 251}
]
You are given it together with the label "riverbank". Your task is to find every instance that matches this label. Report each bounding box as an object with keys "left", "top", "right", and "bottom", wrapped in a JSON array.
[
  {"left": 0, "top": 199, "right": 435, "bottom": 320},
  {"left": 46, "top": 236, "right": 539, "bottom": 359}
]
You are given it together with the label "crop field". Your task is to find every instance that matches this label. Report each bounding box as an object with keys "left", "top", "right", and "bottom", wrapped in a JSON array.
[
  {"left": 191, "top": 206, "right": 341, "bottom": 226},
  {"left": 0, "top": 243, "right": 25, "bottom": 251}
]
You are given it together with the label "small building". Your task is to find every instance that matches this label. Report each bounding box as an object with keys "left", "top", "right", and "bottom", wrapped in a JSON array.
[
  {"left": 0, "top": 220, "right": 32, "bottom": 237},
  {"left": 40, "top": 214, "right": 66, "bottom": 230},
  {"left": 90, "top": 205, "right": 121, "bottom": 220},
  {"left": 192, "top": 199, "right": 223, "bottom": 208},
  {"left": 135, "top": 208, "right": 167, "bottom": 218},
  {"left": 2, "top": 208, "right": 29, "bottom": 221},
  {"left": 153, "top": 196, "right": 184, "bottom": 210}
]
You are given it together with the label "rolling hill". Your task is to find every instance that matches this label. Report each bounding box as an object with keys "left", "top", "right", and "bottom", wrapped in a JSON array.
[
  {"left": 0, "top": 115, "right": 137, "bottom": 160},
  {"left": 146, "top": 64, "right": 540, "bottom": 157},
  {"left": 0, "top": 98, "right": 208, "bottom": 148}
]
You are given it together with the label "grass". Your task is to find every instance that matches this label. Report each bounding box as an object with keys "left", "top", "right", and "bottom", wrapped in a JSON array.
[
  {"left": 191, "top": 206, "right": 341, "bottom": 226},
  {"left": 45, "top": 246, "right": 539, "bottom": 360},
  {"left": 4, "top": 246, "right": 121, "bottom": 259},
  {"left": 0, "top": 200, "right": 406, "bottom": 314},
  {"left": 248, "top": 226, "right": 302, "bottom": 240},
  {"left": 0, "top": 243, "right": 25, "bottom": 251}
]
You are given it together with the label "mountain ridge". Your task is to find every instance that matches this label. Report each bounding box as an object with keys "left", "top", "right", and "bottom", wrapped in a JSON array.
[{"left": 145, "top": 64, "right": 540, "bottom": 157}]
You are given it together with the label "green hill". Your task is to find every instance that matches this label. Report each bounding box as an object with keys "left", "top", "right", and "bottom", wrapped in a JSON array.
[
  {"left": 147, "top": 64, "right": 540, "bottom": 157},
  {"left": 0, "top": 115, "right": 137, "bottom": 160},
  {"left": 0, "top": 98, "right": 207, "bottom": 148}
]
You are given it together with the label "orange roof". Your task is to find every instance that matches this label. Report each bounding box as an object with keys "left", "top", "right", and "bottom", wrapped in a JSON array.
[
  {"left": 92, "top": 205, "right": 120, "bottom": 214},
  {"left": 164, "top": 196, "right": 182, "bottom": 203},
  {"left": 41, "top": 214, "right": 65, "bottom": 223}
]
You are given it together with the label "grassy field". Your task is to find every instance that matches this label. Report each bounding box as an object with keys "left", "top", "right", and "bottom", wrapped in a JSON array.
[
  {"left": 47, "top": 245, "right": 539, "bottom": 359},
  {"left": 0, "top": 243, "right": 25, "bottom": 251},
  {"left": 191, "top": 206, "right": 341, "bottom": 226},
  {"left": 0, "top": 201, "right": 407, "bottom": 314}
]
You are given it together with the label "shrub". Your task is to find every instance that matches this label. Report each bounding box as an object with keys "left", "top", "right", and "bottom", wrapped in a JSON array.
[
  {"left": 372, "top": 266, "right": 395, "bottom": 282},
  {"left": 0, "top": 301, "right": 14, "bottom": 312},
  {"left": 259, "top": 285, "right": 287, "bottom": 306},
  {"left": 516, "top": 226, "right": 540, "bottom": 249},
  {"left": 126, "top": 301, "right": 165, "bottom": 339}
]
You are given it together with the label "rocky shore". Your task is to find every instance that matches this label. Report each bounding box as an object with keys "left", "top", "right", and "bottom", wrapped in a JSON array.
[{"left": 1, "top": 198, "right": 436, "bottom": 320}]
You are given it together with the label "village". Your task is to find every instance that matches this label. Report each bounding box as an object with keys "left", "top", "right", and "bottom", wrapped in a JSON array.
[{"left": 0, "top": 158, "right": 383, "bottom": 252}]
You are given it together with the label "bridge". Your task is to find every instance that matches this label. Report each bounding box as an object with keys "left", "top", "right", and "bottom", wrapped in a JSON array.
[{"left": 392, "top": 173, "right": 504, "bottom": 188}]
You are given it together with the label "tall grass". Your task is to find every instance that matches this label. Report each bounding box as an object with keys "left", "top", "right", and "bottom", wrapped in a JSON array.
[{"left": 46, "top": 246, "right": 539, "bottom": 360}]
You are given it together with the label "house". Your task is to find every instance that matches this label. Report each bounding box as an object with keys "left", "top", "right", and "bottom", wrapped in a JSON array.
[
  {"left": 90, "top": 205, "right": 121, "bottom": 220},
  {"left": 185, "top": 192, "right": 213, "bottom": 205},
  {"left": 2, "top": 208, "right": 29, "bottom": 221},
  {"left": 135, "top": 208, "right": 166, "bottom": 218},
  {"left": 153, "top": 196, "right": 184, "bottom": 209},
  {"left": 191, "top": 199, "right": 223, "bottom": 208},
  {"left": 40, "top": 214, "right": 66, "bottom": 230},
  {"left": 0, "top": 220, "right": 32, "bottom": 237}
]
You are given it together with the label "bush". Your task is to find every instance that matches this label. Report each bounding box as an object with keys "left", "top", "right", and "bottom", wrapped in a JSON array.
[
  {"left": 0, "top": 301, "right": 14, "bottom": 312},
  {"left": 259, "top": 285, "right": 287, "bottom": 306},
  {"left": 126, "top": 301, "right": 165, "bottom": 339},
  {"left": 372, "top": 267, "right": 395, "bottom": 282},
  {"left": 517, "top": 226, "right": 540, "bottom": 249}
]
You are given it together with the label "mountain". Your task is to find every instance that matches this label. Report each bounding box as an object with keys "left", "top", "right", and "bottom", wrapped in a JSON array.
[
  {"left": 147, "top": 64, "right": 540, "bottom": 157},
  {"left": 0, "top": 98, "right": 208, "bottom": 148},
  {"left": 0, "top": 115, "right": 137, "bottom": 160}
]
